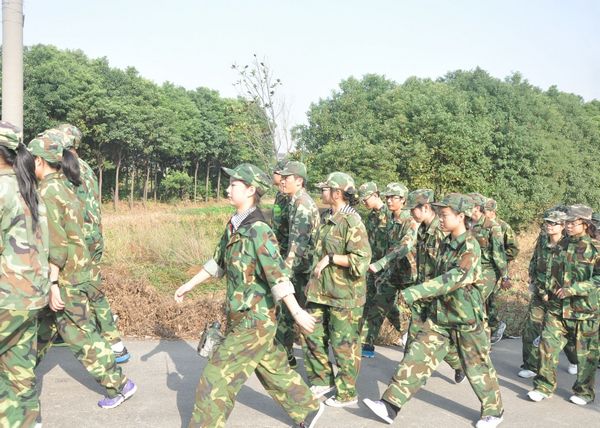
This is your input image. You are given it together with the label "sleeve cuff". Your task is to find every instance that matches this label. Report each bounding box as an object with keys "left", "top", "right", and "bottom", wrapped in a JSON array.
[
  {"left": 203, "top": 258, "right": 225, "bottom": 278},
  {"left": 271, "top": 279, "right": 295, "bottom": 302}
]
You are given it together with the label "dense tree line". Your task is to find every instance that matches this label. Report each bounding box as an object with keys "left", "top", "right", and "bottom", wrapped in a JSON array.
[{"left": 294, "top": 69, "right": 600, "bottom": 228}]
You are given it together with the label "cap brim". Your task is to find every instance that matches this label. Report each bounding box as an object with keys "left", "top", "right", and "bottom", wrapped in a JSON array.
[
  {"left": 430, "top": 202, "right": 448, "bottom": 208},
  {"left": 222, "top": 166, "right": 243, "bottom": 182},
  {"left": 315, "top": 181, "right": 329, "bottom": 188}
]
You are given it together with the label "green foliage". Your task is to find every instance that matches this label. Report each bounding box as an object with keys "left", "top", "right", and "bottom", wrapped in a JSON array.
[{"left": 161, "top": 171, "right": 193, "bottom": 200}]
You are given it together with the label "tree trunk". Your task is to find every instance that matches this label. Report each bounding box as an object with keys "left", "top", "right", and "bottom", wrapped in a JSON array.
[
  {"left": 143, "top": 163, "right": 150, "bottom": 207},
  {"left": 98, "top": 166, "right": 103, "bottom": 202},
  {"left": 113, "top": 149, "right": 122, "bottom": 211},
  {"left": 194, "top": 160, "right": 199, "bottom": 203},
  {"left": 129, "top": 167, "right": 135, "bottom": 210},
  {"left": 153, "top": 167, "right": 158, "bottom": 202},
  {"left": 204, "top": 160, "right": 211, "bottom": 202},
  {"left": 216, "top": 164, "right": 221, "bottom": 202}
]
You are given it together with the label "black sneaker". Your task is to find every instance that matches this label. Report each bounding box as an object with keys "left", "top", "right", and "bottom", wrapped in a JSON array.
[
  {"left": 288, "top": 353, "right": 297, "bottom": 369},
  {"left": 454, "top": 369, "right": 466, "bottom": 384},
  {"left": 294, "top": 402, "right": 325, "bottom": 428}
]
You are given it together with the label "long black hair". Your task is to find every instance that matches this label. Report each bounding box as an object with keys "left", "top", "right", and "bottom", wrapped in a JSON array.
[
  {"left": 343, "top": 189, "right": 360, "bottom": 207},
  {"left": 61, "top": 149, "right": 81, "bottom": 187},
  {"left": 0, "top": 144, "right": 40, "bottom": 228}
]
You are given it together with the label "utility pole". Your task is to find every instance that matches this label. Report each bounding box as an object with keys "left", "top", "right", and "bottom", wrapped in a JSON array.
[{"left": 2, "top": 0, "right": 24, "bottom": 129}]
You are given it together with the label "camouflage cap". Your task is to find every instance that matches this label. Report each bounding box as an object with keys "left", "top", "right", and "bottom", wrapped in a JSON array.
[
  {"left": 404, "top": 189, "right": 434, "bottom": 210},
  {"left": 592, "top": 212, "right": 600, "bottom": 226},
  {"left": 279, "top": 161, "right": 307, "bottom": 181},
  {"left": 358, "top": 182, "right": 378, "bottom": 201},
  {"left": 467, "top": 192, "right": 487, "bottom": 208},
  {"left": 432, "top": 193, "right": 474, "bottom": 217},
  {"left": 382, "top": 182, "right": 408, "bottom": 198},
  {"left": 565, "top": 204, "right": 593, "bottom": 221},
  {"left": 222, "top": 163, "right": 271, "bottom": 196},
  {"left": 484, "top": 198, "right": 497, "bottom": 212},
  {"left": 28, "top": 132, "right": 64, "bottom": 164},
  {"left": 316, "top": 172, "right": 356, "bottom": 193},
  {"left": 0, "top": 121, "right": 23, "bottom": 151},
  {"left": 273, "top": 159, "right": 287, "bottom": 174},
  {"left": 56, "top": 124, "right": 83, "bottom": 150},
  {"left": 543, "top": 210, "right": 567, "bottom": 223}
]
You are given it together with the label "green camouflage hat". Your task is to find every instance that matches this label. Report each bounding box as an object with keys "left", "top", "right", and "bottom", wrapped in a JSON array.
[
  {"left": 382, "top": 182, "right": 408, "bottom": 198},
  {"left": 0, "top": 121, "right": 22, "bottom": 151},
  {"left": 358, "top": 182, "right": 378, "bottom": 201},
  {"left": 484, "top": 198, "right": 497, "bottom": 212},
  {"left": 565, "top": 204, "right": 593, "bottom": 221},
  {"left": 404, "top": 189, "right": 434, "bottom": 210},
  {"left": 222, "top": 163, "right": 271, "bottom": 196},
  {"left": 543, "top": 210, "right": 567, "bottom": 223},
  {"left": 273, "top": 159, "right": 288, "bottom": 174},
  {"left": 432, "top": 193, "right": 474, "bottom": 217},
  {"left": 592, "top": 212, "right": 600, "bottom": 225},
  {"left": 467, "top": 192, "right": 487, "bottom": 208},
  {"left": 56, "top": 124, "right": 83, "bottom": 150},
  {"left": 279, "top": 160, "right": 307, "bottom": 181},
  {"left": 28, "top": 132, "right": 64, "bottom": 163},
  {"left": 316, "top": 172, "right": 356, "bottom": 193}
]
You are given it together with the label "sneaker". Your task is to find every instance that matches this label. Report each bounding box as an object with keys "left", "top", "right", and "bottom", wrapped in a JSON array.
[
  {"left": 476, "top": 415, "right": 504, "bottom": 428},
  {"left": 454, "top": 369, "right": 466, "bottom": 384},
  {"left": 518, "top": 369, "right": 536, "bottom": 379},
  {"left": 309, "top": 384, "right": 335, "bottom": 398},
  {"left": 288, "top": 353, "right": 298, "bottom": 369},
  {"left": 293, "top": 402, "right": 325, "bottom": 428},
  {"left": 324, "top": 396, "right": 358, "bottom": 407},
  {"left": 362, "top": 344, "right": 375, "bottom": 358},
  {"left": 490, "top": 321, "right": 506, "bottom": 345},
  {"left": 532, "top": 336, "right": 541, "bottom": 347},
  {"left": 568, "top": 364, "right": 578, "bottom": 375},
  {"left": 362, "top": 398, "right": 394, "bottom": 424},
  {"left": 98, "top": 379, "right": 137, "bottom": 409},
  {"left": 569, "top": 395, "right": 588, "bottom": 406},
  {"left": 527, "top": 390, "right": 548, "bottom": 402},
  {"left": 114, "top": 347, "right": 131, "bottom": 364}
]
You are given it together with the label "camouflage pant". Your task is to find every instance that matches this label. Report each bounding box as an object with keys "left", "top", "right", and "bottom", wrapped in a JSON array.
[
  {"left": 275, "top": 271, "right": 309, "bottom": 359},
  {"left": 521, "top": 296, "right": 577, "bottom": 372},
  {"left": 405, "top": 302, "right": 462, "bottom": 371},
  {"left": 0, "top": 309, "right": 41, "bottom": 428},
  {"left": 37, "top": 283, "right": 127, "bottom": 398},
  {"left": 359, "top": 272, "right": 379, "bottom": 332},
  {"left": 383, "top": 318, "right": 503, "bottom": 418},
  {"left": 361, "top": 278, "right": 410, "bottom": 347},
  {"left": 533, "top": 312, "right": 599, "bottom": 401},
  {"left": 476, "top": 267, "right": 499, "bottom": 330},
  {"left": 189, "top": 308, "right": 318, "bottom": 427},
  {"left": 88, "top": 249, "right": 122, "bottom": 346}
]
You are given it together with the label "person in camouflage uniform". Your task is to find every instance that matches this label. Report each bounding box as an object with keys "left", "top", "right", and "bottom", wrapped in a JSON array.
[
  {"left": 175, "top": 163, "right": 323, "bottom": 428},
  {"left": 271, "top": 160, "right": 290, "bottom": 255},
  {"left": 48, "top": 125, "right": 129, "bottom": 363},
  {"left": 519, "top": 210, "right": 578, "bottom": 378},
  {"left": 404, "top": 189, "right": 465, "bottom": 383},
  {"left": 529, "top": 204, "right": 600, "bottom": 406},
  {"left": 275, "top": 161, "right": 320, "bottom": 367},
  {"left": 357, "top": 182, "right": 393, "bottom": 356},
  {"left": 303, "top": 172, "right": 371, "bottom": 407},
  {"left": 363, "top": 193, "right": 504, "bottom": 428},
  {"left": 468, "top": 193, "right": 509, "bottom": 344},
  {"left": 361, "top": 183, "right": 417, "bottom": 357},
  {"left": 0, "top": 122, "right": 49, "bottom": 428},
  {"left": 29, "top": 133, "right": 136, "bottom": 410}
]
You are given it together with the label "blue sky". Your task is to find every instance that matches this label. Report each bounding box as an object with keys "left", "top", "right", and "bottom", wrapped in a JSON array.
[{"left": 21, "top": 0, "right": 600, "bottom": 126}]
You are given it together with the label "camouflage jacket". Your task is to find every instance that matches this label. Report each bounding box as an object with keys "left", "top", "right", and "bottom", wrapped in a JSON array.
[
  {"left": 470, "top": 215, "right": 508, "bottom": 278},
  {"left": 38, "top": 172, "right": 92, "bottom": 286},
  {"left": 365, "top": 204, "right": 390, "bottom": 261},
  {"left": 271, "top": 191, "right": 290, "bottom": 255},
  {"left": 498, "top": 218, "right": 519, "bottom": 262},
  {"left": 78, "top": 158, "right": 103, "bottom": 254},
  {"left": 528, "top": 233, "right": 556, "bottom": 296},
  {"left": 370, "top": 209, "right": 418, "bottom": 286},
  {"left": 306, "top": 206, "right": 371, "bottom": 308},
  {"left": 0, "top": 168, "right": 50, "bottom": 310},
  {"left": 401, "top": 231, "right": 484, "bottom": 329},
  {"left": 203, "top": 209, "right": 294, "bottom": 320},
  {"left": 285, "top": 188, "right": 320, "bottom": 274},
  {"left": 543, "top": 234, "right": 600, "bottom": 320},
  {"left": 416, "top": 216, "right": 447, "bottom": 284}
]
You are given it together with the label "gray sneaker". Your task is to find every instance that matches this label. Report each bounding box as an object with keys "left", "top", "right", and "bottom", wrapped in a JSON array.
[{"left": 490, "top": 321, "right": 507, "bottom": 345}]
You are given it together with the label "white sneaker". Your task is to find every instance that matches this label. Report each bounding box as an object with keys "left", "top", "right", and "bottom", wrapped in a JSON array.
[
  {"left": 569, "top": 395, "right": 588, "bottom": 406},
  {"left": 518, "top": 369, "right": 537, "bottom": 379},
  {"left": 532, "top": 336, "right": 541, "bottom": 347},
  {"left": 568, "top": 364, "right": 578, "bottom": 375},
  {"left": 309, "top": 384, "right": 335, "bottom": 398},
  {"left": 324, "top": 396, "right": 358, "bottom": 407},
  {"left": 362, "top": 398, "right": 394, "bottom": 424},
  {"left": 476, "top": 415, "right": 504, "bottom": 428},
  {"left": 527, "top": 390, "right": 548, "bottom": 402},
  {"left": 401, "top": 332, "right": 408, "bottom": 347}
]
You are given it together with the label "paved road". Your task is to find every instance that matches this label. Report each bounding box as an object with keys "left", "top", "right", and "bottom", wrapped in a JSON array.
[{"left": 38, "top": 338, "right": 599, "bottom": 427}]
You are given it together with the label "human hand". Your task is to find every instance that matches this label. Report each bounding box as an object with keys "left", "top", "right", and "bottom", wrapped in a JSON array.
[
  {"left": 293, "top": 308, "right": 316, "bottom": 334},
  {"left": 314, "top": 256, "right": 329, "bottom": 279},
  {"left": 174, "top": 282, "right": 194, "bottom": 303},
  {"left": 554, "top": 288, "right": 571, "bottom": 299},
  {"left": 49, "top": 284, "right": 65, "bottom": 312},
  {"left": 368, "top": 263, "right": 377, "bottom": 273}
]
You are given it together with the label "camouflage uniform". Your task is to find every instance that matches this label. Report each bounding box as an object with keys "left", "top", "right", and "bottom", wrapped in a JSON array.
[
  {"left": 533, "top": 205, "right": 600, "bottom": 402},
  {"left": 304, "top": 172, "right": 371, "bottom": 403},
  {"left": 189, "top": 164, "right": 318, "bottom": 427},
  {"left": 362, "top": 183, "right": 417, "bottom": 347},
  {"left": 382, "top": 194, "right": 504, "bottom": 419},
  {"left": 0, "top": 122, "right": 51, "bottom": 428},
  {"left": 484, "top": 199, "right": 519, "bottom": 262},
  {"left": 29, "top": 135, "right": 128, "bottom": 400}
]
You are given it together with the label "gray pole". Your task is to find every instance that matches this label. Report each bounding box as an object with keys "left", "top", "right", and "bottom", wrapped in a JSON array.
[{"left": 2, "top": 0, "right": 24, "bottom": 129}]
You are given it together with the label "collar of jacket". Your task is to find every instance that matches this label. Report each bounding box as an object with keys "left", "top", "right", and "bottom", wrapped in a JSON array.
[
  {"left": 423, "top": 215, "right": 440, "bottom": 236},
  {"left": 448, "top": 230, "right": 468, "bottom": 249},
  {"left": 233, "top": 208, "right": 267, "bottom": 235},
  {"left": 0, "top": 167, "right": 15, "bottom": 176},
  {"left": 290, "top": 187, "right": 306, "bottom": 204},
  {"left": 41, "top": 171, "right": 63, "bottom": 183},
  {"left": 326, "top": 205, "right": 356, "bottom": 225}
]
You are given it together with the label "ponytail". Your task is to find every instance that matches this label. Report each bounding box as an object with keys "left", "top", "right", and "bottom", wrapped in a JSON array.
[
  {"left": 343, "top": 190, "right": 360, "bottom": 207},
  {"left": 61, "top": 149, "right": 81, "bottom": 187}
]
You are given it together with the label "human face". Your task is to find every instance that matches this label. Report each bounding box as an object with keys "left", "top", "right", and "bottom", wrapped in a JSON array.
[
  {"left": 438, "top": 207, "right": 464, "bottom": 233},
  {"left": 226, "top": 180, "right": 253, "bottom": 208},
  {"left": 410, "top": 205, "right": 429, "bottom": 223},
  {"left": 544, "top": 220, "right": 564, "bottom": 237},
  {"left": 565, "top": 218, "right": 586, "bottom": 237},
  {"left": 281, "top": 174, "right": 300, "bottom": 195},
  {"left": 471, "top": 206, "right": 483, "bottom": 221},
  {"left": 320, "top": 187, "right": 332, "bottom": 204},
  {"left": 386, "top": 195, "right": 404, "bottom": 212},
  {"left": 363, "top": 193, "right": 378, "bottom": 210},
  {"left": 484, "top": 210, "right": 496, "bottom": 220},
  {"left": 272, "top": 173, "right": 282, "bottom": 186}
]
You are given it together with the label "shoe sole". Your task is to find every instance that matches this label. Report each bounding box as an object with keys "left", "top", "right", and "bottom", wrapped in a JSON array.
[
  {"left": 527, "top": 392, "right": 547, "bottom": 402},
  {"left": 569, "top": 396, "right": 588, "bottom": 406},
  {"left": 115, "top": 354, "right": 131, "bottom": 364},
  {"left": 312, "top": 386, "right": 336, "bottom": 398},
  {"left": 362, "top": 399, "right": 393, "bottom": 424},
  {"left": 98, "top": 383, "right": 137, "bottom": 409},
  {"left": 518, "top": 372, "right": 536, "bottom": 379},
  {"left": 325, "top": 398, "right": 359, "bottom": 408},
  {"left": 307, "top": 402, "right": 325, "bottom": 428}
]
